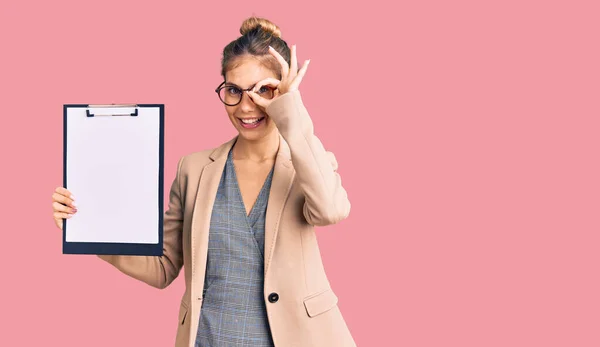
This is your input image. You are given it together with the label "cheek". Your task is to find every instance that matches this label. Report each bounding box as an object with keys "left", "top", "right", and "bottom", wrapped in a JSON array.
[{"left": 225, "top": 106, "right": 236, "bottom": 119}]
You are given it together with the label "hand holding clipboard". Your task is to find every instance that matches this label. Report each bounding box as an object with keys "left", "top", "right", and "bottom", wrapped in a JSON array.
[{"left": 52, "top": 187, "right": 77, "bottom": 229}]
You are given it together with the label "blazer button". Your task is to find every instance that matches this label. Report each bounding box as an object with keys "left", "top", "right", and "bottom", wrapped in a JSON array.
[{"left": 268, "top": 292, "right": 279, "bottom": 303}]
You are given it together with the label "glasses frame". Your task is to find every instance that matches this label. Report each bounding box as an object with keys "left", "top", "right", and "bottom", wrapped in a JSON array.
[{"left": 215, "top": 81, "right": 276, "bottom": 106}]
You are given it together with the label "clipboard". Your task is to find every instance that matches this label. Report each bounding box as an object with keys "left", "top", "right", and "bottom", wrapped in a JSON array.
[{"left": 62, "top": 104, "right": 165, "bottom": 256}]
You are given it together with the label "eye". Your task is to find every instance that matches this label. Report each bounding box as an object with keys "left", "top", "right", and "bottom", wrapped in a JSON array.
[
  {"left": 257, "top": 86, "right": 270, "bottom": 94},
  {"left": 226, "top": 86, "right": 241, "bottom": 95}
]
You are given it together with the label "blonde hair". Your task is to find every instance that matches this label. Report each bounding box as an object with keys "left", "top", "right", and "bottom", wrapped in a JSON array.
[
  {"left": 240, "top": 16, "right": 282, "bottom": 38},
  {"left": 221, "top": 16, "right": 291, "bottom": 79}
]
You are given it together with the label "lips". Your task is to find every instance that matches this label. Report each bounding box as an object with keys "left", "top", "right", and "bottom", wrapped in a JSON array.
[{"left": 238, "top": 116, "right": 266, "bottom": 129}]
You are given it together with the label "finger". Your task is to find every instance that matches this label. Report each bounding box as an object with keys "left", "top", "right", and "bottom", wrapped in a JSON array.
[
  {"left": 269, "top": 46, "right": 289, "bottom": 82},
  {"left": 52, "top": 192, "right": 76, "bottom": 208},
  {"left": 53, "top": 201, "right": 77, "bottom": 214},
  {"left": 289, "top": 45, "right": 298, "bottom": 79},
  {"left": 288, "top": 59, "right": 310, "bottom": 91},
  {"left": 55, "top": 187, "right": 75, "bottom": 200},
  {"left": 247, "top": 91, "right": 270, "bottom": 109},
  {"left": 253, "top": 78, "right": 281, "bottom": 92},
  {"left": 54, "top": 211, "right": 73, "bottom": 220}
]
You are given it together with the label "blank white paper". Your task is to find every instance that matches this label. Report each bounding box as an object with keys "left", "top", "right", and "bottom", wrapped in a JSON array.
[{"left": 65, "top": 106, "right": 160, "bottom": 244}]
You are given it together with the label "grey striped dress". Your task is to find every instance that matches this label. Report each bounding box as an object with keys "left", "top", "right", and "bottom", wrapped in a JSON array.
[{"left": 195, "top": 146, "right": 276, "bottom": 347}]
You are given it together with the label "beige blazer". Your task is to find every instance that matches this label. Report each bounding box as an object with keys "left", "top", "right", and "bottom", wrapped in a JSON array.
[{"left": 98, "top": 90, "right": 356, "bottom": 347}]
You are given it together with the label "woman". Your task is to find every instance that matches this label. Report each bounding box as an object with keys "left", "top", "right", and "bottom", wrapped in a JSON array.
[{"left": 52, "top": 17, "right": 356, "bottom": 347}]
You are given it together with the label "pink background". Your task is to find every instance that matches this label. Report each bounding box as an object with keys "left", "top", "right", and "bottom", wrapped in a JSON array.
[{"left": 1, "top": 0, "right": 599, "bottom": 346}]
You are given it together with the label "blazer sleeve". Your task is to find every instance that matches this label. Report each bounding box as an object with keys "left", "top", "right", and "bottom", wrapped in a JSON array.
[
  {"left": 265, "top": 89, "right": 351, "bottom": 226},
  {"left": 96, "top": 156, "right": 185, "bottom": 289}
]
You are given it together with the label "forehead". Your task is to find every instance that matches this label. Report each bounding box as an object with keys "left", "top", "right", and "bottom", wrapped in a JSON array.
[{"left": 225, "top": 56, "right": 278, "bottom": 88}]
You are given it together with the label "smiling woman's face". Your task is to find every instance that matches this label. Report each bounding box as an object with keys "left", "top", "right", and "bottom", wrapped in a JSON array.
[{"left": 224, "top": 56, "right": 279, "bottom": 142}]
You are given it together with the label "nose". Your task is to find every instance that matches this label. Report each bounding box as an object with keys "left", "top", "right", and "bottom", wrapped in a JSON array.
[{"left": 238, "top": 91, "right": 256, "bottom": 112}]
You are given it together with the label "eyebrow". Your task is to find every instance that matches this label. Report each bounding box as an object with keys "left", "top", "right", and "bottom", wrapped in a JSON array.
[{"left": 224, "top": 82, "right": 257, "bottom": 89}]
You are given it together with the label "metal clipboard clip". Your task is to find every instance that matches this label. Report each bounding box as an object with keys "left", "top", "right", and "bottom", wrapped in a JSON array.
[{"left": 86, "top": 104, "right": 139, "bottom": 117}]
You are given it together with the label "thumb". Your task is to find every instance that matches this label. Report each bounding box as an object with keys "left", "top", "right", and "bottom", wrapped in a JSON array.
[{"left": 247, "top": 91, "right": 269, "bottom": 109}]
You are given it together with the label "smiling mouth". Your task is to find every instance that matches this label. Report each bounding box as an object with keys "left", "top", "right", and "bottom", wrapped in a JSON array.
[
  {"left": 239, "top": 117, "right": 265, "bottom": 124},
  {"left": 238, "top": 116, "right": 266, "bottom": 129}
]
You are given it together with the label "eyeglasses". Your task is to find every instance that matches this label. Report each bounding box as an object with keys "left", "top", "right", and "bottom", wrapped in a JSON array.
[{"left": 215, "top": 81, "right": 276, "bottom": 106}]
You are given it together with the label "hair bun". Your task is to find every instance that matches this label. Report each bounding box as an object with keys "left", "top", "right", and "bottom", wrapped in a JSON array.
[{"left": 240, "top": 16, "right": 282, "bottom": 38}]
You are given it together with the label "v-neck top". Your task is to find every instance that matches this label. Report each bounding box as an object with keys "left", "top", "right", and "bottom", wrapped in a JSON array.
[{"left": 195, "top": 146, "right": 276, "bottom": 347}]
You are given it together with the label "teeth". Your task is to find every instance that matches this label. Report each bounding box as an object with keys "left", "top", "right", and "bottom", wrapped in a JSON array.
[{"left": 241, "top": 118, "right": 261, "bottom": 124}]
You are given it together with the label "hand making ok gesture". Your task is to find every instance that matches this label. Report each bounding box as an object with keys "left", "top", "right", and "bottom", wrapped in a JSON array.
[{"left": 247, "top": 44, "right": 310, "bottom": 110}]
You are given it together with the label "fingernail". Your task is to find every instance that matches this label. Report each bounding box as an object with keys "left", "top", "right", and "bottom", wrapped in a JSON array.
[
  {"left": 72, "top": 201, "right": 77, "bottom": 207},
  {"left": 67, "top": 214, "right": 73, "bottom": 218},
  {"left": 70, "top": 195, "right": 76, "bottom": 200},
  {"left": 268, "top": 46, "right": 273, "bottom": 50}
]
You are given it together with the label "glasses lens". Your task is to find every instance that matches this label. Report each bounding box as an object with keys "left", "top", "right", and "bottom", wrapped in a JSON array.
[
  {"left": 219, "top": 85, "right": 242, "bottom": 105},
  {"left": 255, "top": 86, "right": 275, "bottom": 100}
]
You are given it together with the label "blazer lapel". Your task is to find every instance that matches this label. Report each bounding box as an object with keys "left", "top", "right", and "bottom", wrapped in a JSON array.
[
  {"left": 264, "top": 134, "right": 295, "bottom": 276},
  {"left": 190, "top": 136, "right": 236, "bottom": 299}
]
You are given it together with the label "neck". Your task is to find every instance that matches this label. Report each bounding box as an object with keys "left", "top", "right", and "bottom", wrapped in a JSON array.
[{"left": 232, "top": 131, "right": 280, "bottom": 162}]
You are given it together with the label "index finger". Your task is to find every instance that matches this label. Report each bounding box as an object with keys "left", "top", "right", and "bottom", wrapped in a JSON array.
[
  {"left": 52, "top": 192, "right": 76, "bottom": 208},
  {"left": 55, "top": 186, "right": 75, "bottom": 200},
  {"left": 253, "top": 78, "right": 280, "bottom": 92}
]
